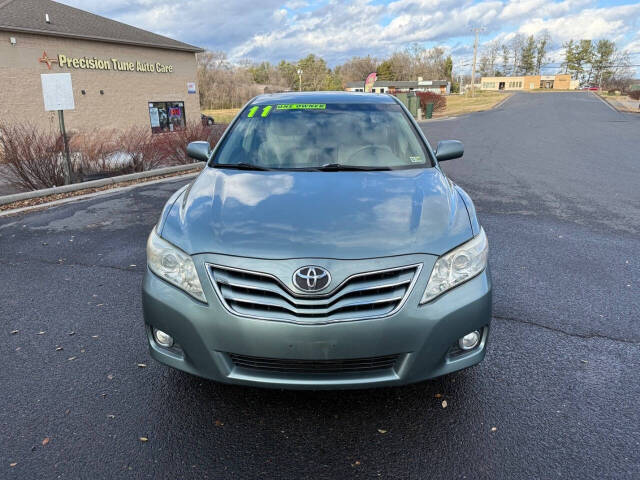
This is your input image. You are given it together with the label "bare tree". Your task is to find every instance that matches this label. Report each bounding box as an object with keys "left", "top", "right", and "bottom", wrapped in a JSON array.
[
  {"left": 508, "top": 34, "right": 526, "bottom": 75},
  {"left": 336, "top": 56, "right": 378, "bottom": 83},
  {"left": 479, "top": 40, "right": 501, "bottom": 76},
  {"left": 535, "top": 31, "right": 552, "bottom": 74},
  {"left": 197, "top": 51, "right": 262, "bottom": 109}
]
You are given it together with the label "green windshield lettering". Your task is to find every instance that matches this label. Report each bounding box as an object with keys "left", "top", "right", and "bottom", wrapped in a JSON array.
[
  {"left": 261, "top": 105, "right": 273, "bottom": 117},
  {"left": 276, "top": 103, "right": 326, "bottom": 110},
  {"left": 247, "top": 106, "right": 259, "bottom": 118}
]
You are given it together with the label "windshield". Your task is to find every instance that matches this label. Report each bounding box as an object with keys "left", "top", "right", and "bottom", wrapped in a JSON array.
[{"left": 212, "top": 103, "right": 432, "bottom": 170}]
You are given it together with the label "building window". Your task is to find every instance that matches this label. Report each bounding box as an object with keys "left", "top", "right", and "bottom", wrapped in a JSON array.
[{"left": 148, "top": 101, "right": 185, "bottom": 134}]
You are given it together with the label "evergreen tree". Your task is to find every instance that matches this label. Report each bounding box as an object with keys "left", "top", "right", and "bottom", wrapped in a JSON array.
[
  {"left": 444, "top": 56, "right": 453, "bottom": 83},
  {"left": 377, "top": 60, "right": 395, "bottom": 80},
  {"left": 535, "top": 32, "right": 551, "bottom": 74},
  {"left": 591, "top": 39, "right": 615, "bottom": 87},
  {"left": 520, "top": 36, "right": 536, "bottom": 75}
]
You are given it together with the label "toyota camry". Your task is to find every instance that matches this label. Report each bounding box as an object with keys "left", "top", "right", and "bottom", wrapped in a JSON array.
[{"left": 142, "top": 92, "right": 491, "bottom": 389}]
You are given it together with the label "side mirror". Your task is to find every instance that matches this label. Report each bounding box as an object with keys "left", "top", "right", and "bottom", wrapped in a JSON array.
[
  {"left": 435, "top": 140, "right": 464, "bottom": 162},
  {"left": 186, "top": 141, "right": 211, "bottom": 161}
]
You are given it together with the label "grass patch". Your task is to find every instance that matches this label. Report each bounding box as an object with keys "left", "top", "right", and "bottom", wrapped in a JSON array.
[
  {"left": 434, "top": 91, "right": 510, "bottom": 118},
  {"left": 201, "top": 108, "right": 241, "bottom": 124}
]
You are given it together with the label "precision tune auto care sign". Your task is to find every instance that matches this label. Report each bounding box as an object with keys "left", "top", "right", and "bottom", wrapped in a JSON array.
[{"left": 49, "top": 53, "right": 174, "bottom": 73}]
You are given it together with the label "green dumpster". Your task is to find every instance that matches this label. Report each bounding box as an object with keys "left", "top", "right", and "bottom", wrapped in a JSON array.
[
  {"left": 425, "top": 102, "right": 434, "bottom": 119},
  {"left": 407, "top": 93, "right": 418, "bottom": 118},
  {"left": 395, "top": 93, "right": 408, "bottom": 109}
]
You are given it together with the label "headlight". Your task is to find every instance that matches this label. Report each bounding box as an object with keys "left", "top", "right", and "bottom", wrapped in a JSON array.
[
  {"left": 420, "top": 228, "right": 488, "bottom": 304},
  {"left": 146, "top": 227, "right": 207, "bottom": 302}
]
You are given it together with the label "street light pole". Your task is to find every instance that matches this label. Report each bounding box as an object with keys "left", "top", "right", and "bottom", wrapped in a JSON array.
[{"left": 297, "top": 69, "right": 303, "bottom": 92}]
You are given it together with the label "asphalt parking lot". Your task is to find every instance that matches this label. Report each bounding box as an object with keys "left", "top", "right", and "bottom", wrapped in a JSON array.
[{"left": 1, "top": 92, "right": 639, "bottom": 479}]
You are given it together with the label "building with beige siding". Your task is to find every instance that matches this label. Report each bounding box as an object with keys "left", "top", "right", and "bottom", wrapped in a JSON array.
[
  {"left": 0, "top": 0, "right": 202, "bottom": 134},
  {"left": 480, "top": 74, "right": 575, "bottom": 91}
]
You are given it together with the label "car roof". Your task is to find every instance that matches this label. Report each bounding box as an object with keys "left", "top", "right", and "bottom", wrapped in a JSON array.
[{"left": 250, "top": 91, "right": 398, "bottom": 105}]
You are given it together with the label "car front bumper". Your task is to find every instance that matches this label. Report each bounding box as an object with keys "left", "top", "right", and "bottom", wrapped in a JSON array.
[{"left": 141, "top": 254, "right": 492, "bottom": 389}]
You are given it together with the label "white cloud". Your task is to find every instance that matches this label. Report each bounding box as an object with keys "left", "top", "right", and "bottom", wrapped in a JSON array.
[
  {"left": 517, "top": 4, "right": 640, "bottom": 44},
  {"left": 57, "top": 0, "right": 640, "bottom": 73}
]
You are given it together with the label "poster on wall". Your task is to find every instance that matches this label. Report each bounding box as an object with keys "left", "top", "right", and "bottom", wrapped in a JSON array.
[
  {"left": 149, "top": 107, "right": 160, "bottom": 128},
  {"left": 187, "top": 82, "right": 196, "bottom": 94}
]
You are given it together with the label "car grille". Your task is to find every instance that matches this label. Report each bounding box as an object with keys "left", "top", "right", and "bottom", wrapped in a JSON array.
[
  {"left": 228, "top": 353, "right": 400, "bottom": 374},
  {"left": 208, "top": 263, "right": 421, "bottom": 324}
]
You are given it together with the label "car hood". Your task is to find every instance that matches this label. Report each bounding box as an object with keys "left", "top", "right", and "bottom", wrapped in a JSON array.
[{"left": 160, "top": 167, "right": 472, "bottom": 259}]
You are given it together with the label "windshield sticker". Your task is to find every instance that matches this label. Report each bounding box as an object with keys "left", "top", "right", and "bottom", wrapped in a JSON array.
[
  {"left": 409, "top": 156, "right": 423, "bottom": 163},
  {"left": 247, "top": 106, "right": 259, "bottom": 118},
  {"left": 261, "top": 105, "right": 273, "bottom": 117},
  {"left": 276, "top": 103, "right": 326, "bottom": 110}
]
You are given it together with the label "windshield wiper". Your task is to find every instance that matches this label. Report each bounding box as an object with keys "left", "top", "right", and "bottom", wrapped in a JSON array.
[
  {"left": 314, "top": 163, "right": 391, "bottom": 171},
  {"left": 214, "top": 162, "right": 271, "bottom": 171}
]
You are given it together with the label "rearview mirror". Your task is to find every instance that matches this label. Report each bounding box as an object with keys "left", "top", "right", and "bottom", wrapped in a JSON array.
[
  {"left": 186, "top": 141, "right": 211, "bottom": 161},
  {"left": 435, "top": 140, "right": 464, "bottom": 162}
]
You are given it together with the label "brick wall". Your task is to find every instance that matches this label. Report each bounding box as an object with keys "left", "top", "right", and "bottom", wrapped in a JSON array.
[
  {"left": 553, "top": 74, "right": 572, "bottom": 89},
  {"left": 0, "top": 31, "right": 201, "bottom": 133}
]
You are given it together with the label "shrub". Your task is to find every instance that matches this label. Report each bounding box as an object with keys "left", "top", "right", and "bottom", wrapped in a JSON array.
[
  {"left": 0, "top": 123, "right": 66, "bottom": 190},
  {"left": 0, "top": 122, "right": 232, "bottom": 191},
  {"left": 70, "top": 130, "right": 118, "bottom": 177},
  {"left": 415, "top": 91, "right": 447, "bottom": 113},
  {"left": 629, "top": 90, "right": 640, "bottom": 101},
  {"left": 114, "top": 127, "right": 165, "bottom": 173},
  {"left": 154, "top": 122, "right": 228, "bottom": 165}
]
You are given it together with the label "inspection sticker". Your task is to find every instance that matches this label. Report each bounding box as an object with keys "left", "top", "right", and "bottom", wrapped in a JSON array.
[{"left": 276, "top": 103, "right": 326, "bottom": 110}]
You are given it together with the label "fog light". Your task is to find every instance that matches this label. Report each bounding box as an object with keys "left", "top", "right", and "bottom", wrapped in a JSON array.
[
  {"left": 458, "top": 330, "right": 481, "bottom": 350},
  {"left": 153, "top": 328, "right": 174, "bottom": 348}
]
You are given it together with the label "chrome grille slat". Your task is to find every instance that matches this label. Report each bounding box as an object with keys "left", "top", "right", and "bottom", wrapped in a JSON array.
[
  {"left": 228, "top": 301, "right": 396, "bottom": 322},
  {"left": 209, "top": 263, "right": 422, "bottom": 324},
  {"left": 219, "top": 284, "right": 406, "bottom": 316}
]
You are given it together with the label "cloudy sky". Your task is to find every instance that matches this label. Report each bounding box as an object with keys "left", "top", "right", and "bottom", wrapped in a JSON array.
[{"left": 59, "top": 0, "right": 640, "bottom": 72}]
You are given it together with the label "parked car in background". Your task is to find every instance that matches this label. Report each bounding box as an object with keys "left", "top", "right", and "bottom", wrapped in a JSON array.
[
  {"left": 201, "top": 113, "right": 215, "bottom": 126},
  {"left": 143, "top": 92, "right": 492, "bottom": 389}
]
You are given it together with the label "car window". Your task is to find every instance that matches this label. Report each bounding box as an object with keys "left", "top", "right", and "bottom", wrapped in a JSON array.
[{"left": 212, "top": 103, "right": 432, "bottom": 170}]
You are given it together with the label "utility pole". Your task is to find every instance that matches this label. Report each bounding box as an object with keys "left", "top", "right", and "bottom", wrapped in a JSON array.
[
  {"left": 297, "top": 69, "right": 303, "bottom": 92},
  {"left": 470, "top": 26, "right": 484, "bottom": 97}
]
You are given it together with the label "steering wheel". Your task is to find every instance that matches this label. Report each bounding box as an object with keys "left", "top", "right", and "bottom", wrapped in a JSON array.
[{"left": 345, "top": 144, "right": 396, "bottom": 165}]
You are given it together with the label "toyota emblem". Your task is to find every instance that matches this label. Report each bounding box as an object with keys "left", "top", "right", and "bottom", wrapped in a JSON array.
[{"left": 293, "top": 266, "right": 331, "bottom": 292}]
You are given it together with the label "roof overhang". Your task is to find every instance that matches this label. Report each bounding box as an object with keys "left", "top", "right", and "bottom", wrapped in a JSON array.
[{"left": 0, "top": 25, "right": 204, "bottom": 53}]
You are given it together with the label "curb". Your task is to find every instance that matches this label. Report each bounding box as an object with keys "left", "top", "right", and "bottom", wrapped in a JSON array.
[
  {"left": 0, "top": 171, "right": 199, "bottom": 218},
  {"left": 0, "top": 162, "right": 205, "bottom": 206},
  {"left": 591, "top": 92, "right": 619, "bottom": 113},
  {"left": 492, "top": 93, "right": 513, "bottom": 110}
]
